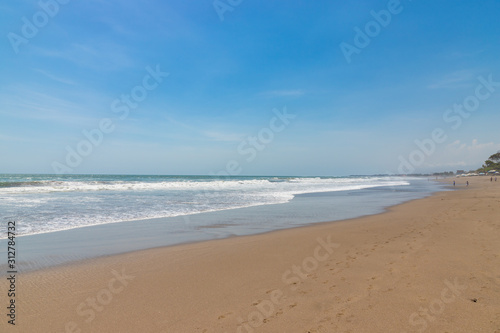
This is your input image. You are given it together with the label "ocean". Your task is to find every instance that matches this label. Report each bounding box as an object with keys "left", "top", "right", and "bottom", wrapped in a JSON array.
[
  {"left": 0, "top": 174, "right": 445, "bottom": 271},
  {"left": 0, "top": 174, "right": 417, "bottom": 239}
]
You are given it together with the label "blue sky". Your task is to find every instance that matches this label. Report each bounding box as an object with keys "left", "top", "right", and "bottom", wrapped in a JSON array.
[{"left": 1, "top": 0, "right": 500, "bottom": 176}]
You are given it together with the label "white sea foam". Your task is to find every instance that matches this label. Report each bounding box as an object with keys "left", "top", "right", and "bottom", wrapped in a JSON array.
[
  {"left": 0, "top": 177, "right": 407, "bottom": 194},
  {"left": 0, "top": 175, "right": 411, "bottom": 238}
]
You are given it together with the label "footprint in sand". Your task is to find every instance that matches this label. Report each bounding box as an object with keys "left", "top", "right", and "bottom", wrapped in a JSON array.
[
  {"left": 217, "top": 312, "right": 232, "bottom": 320},
  {"left": 346, "top": 295, "right": 364, "bottom": 303}
]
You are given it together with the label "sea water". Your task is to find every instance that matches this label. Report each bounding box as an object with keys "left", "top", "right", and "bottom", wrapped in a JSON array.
[
  {"left": 0, "top": 174, "right": 445, "bottom": 272},
  {"left": 0, "top": 174, "right": 415, "bottom": 238}
]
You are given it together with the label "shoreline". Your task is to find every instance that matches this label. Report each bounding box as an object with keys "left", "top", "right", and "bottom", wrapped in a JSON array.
[
  {"left": 0, "top": 180, "right": 444, "bottom": 274},
  {"left": 9, "top": 187, "right": 442, "bottom": 276},
  {"left": 2, "top": 177, "right": 499, "bottom": 332},
  {"left": 0, "top": 174, "right": 414, "bottom": 241},
  {"left": 0, "top": 177, "right": 427, "bottom": 241}
]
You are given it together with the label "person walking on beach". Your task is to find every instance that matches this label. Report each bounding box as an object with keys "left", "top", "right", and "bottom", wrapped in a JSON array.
[
  {"left": 466, "top": 181, "right": 469, "bottom": 186},
  {"left": 453, "top": 181, "right": 456, "bottom": 186},
  {"left": 491, "top": 177, "right": 493, "bottom": 182}
]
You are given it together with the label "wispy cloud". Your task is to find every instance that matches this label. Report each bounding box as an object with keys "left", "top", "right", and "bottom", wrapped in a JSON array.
[
  {"left": 447, "top": 139, "right": 500, "bottom": 152},
  {"left": 164, "top": 116, "right": 198, "bottom": 132},
  {"left": 425, "top": 139, "right": 500, "bottom": 170},
  {"left": 427, "top": 70, "right": 478, "bottom": 90},
  {"left": 202, "top": 131, "right": 243, "bottom": 142},
  {"left": 0, "top": 87, "right": 97, "bottom": 126},
  {"left": 0, "top": 134, "right": 33, "bottom": 143},
  {"left": 33, "top": 43, "right": 135, "bottom": 71},
  {"left": 447, "top": 49, "right": 485, "bottom": 59},
  {"left": 163, "top": 116, "right": 242, "bottom": 142},
  {"left": 34, "top": 69, "right": 77, "bottom": 85},
  {"left": 260, "top": 89, "right": 306, "bottom": 97}
]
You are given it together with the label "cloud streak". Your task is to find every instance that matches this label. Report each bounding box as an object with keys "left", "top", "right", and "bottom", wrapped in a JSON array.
[{"left": 260, "top": 90, "right": 306, "bottom": 98}]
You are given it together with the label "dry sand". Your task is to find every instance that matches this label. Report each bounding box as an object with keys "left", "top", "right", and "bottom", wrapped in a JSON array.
[{"left": 1, "top": 177, "right": 500, "bottom": 332}]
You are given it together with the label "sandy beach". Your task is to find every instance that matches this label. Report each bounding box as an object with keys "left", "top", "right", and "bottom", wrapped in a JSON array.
[
  {"left": 2, "top": 177, "right": 499, "bottom": 332},
  {"left": 3, "top": 1, "right": 500, "bottom": 332}
]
